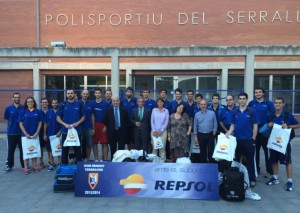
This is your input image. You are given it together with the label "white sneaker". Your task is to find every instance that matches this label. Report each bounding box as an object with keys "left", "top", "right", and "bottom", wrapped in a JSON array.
[{"left": 245, "top": 189, "right": 261, "bottom": 201}]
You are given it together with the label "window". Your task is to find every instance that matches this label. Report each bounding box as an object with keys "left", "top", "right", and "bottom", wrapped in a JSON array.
[
  {"left": 228, "top": 75, "right": 244, "bottom": 95},
  {"left": 294, "top": 76, "right": 300, "bottom": 113},
  {"left": 254, "top": 75, "right": 270, "bottom": 99},
  {"left": 45, "top": 76, "right": 64, "bottom": 102},
  {"left": 272, "top": 75, "right": 293, "bottom": 112}
]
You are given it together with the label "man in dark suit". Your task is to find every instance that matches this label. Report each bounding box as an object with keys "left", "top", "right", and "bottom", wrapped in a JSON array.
[
  {"left": 104, "top": 96, "right": 129, "bottom": 159},
  {"left": 131, "top": 97, "right": 151, "bottom": 151}
]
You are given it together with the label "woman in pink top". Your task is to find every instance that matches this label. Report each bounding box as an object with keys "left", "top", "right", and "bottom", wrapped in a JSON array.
[{"left": 151, "top": 98, "right": 169, "bottom": 162}]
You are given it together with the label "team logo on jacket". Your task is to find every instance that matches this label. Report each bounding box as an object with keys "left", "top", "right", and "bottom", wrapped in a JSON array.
[
  {"left": 88, "top": 173, "right": 99, "bottom": 190},
  {"left": 120, "top": 174, "right": 147, "bottom": 194}
]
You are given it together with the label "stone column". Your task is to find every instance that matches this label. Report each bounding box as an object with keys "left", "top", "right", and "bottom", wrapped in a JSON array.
[
  {"left": 111, "top": 52, "right": 120, "bottom": 98},
  {"left": 244, "top": 53, "right": 255, "bottom": 101}
]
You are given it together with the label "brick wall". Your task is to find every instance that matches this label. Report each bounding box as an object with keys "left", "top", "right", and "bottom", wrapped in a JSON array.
[
  {"left": 1, "top": 0, "right": 300, "bottom": 47},
  {"left": 0, "top": 70, "right": 33, "bottom": 123}
]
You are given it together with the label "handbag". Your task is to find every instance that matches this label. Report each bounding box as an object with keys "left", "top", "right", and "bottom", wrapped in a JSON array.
[
  {"left": 63, "top": 128, "right": 80, "bottom": 147},
  {"left": 22, "top": 137, "right": 41, "bottom": 160},
  {"left": 213, "top": 133, "right": 237, "bottom": 161},
  {"left": 267, "top": 123, "right": 291, "bottom": 154},
  {"left": 152, "top": 136, "right": 164, "bottom": 149},
  {"left": 49, "top": 135, "right": 62, "bottom": 157}
]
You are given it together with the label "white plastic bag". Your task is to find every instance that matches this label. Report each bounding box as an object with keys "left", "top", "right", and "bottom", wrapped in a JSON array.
[
  {"left": 22, "top": 137, "right": 41, "bottom": 160},
  {"left": 49, "top": 135, "right": 62, "bottom": 156},
  {"left": 213, "top": 133, "right": 237, "bottom": 161},
  {"left": 267, "top": 123, "right": 291, "bottom": 154},
  {"left": 63, "top": 128, "right": 80, "bottom": 147},
  {"left": 152, "top": 136, "right": 164, "bottom": 149}
]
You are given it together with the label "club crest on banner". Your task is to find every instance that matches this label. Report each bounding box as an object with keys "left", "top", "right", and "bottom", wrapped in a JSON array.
[{"left": 88, "top": 173, "right": 99, "bottom": 190}]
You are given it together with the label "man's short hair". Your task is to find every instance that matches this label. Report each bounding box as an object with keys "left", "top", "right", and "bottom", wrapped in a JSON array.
[
  {"left": 212, "top": 93, "right": 220, "bottom": 99},
  {"left": 187, "top": 89, "right": 194, "bottom": 94},
  {"left": 195, "top": 93, "right": 203, "bottom": 99},
  {"left": 13, "top": 92, "right": 21, "bottom": 97},
  {"left": 254, "top": 87, "right": 265, "bottom": 94},
  {"left": 41, "top": 97, "right": 48, "bottom": 103},
  {"left": 238, "top": 92, "right": 248, "bottom": 99},
  {"left": 226, "top": 95, "right": 234, "bottom": 100},
  {"left": 95, "top": 87, "right": 102, "bottom": 93},
  {"left": 159, "top": 88, "right": 167, "bottom": 94},
  {"left": 174, "top": 88, "right": 182, "bottom": 94},
  {"left": 126, "top": 87, "right": 133, "bottom": 92},
  {"left": 274, "top": 97, "right": 285, "bottom": 103},
  {"left": 52, "top": 98, "right": 59, "bottom": 103}
]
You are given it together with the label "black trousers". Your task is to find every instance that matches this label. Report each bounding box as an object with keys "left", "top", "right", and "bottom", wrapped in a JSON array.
[
  {"left": 61, "top": 133, "right": 82, "bottom": 164},
  {"left": 255, "top": 133, "right": 273, "bottom": 174},
  {"left": 236, "top": 139, "right": 256, "bottom": 182},
  {"left": 7, "top": 134, "right": 24, "bottom": 168},
  {"left": 109, "top": 128, "right": 125, "bottom": 159},
  {"left": 197, "top": 132, "right": 215, "bottom": 163}
]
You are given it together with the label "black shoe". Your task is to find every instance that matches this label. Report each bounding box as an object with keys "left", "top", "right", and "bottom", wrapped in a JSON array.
[
  {"left": 4, "top": 167, "right": 12, "bottom": 173},
  {"left": 250, "top": 181, "right": 256, "bottom": 188}
]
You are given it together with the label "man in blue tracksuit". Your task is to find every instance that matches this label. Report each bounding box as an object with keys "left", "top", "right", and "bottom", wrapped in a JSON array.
[
  {"left": 4, "top": 92, "right": 24, "bottom": 172},
  {"left": 57, "top": 89, "right": 85, "bottom": 164},
  {"left": 266, "top": 97, "right": 299, "bottom": 191},
  {"left": 248, "top": 87, "right": 275, "bottom": 177},
  {"left": 207, "top": 93, "right": 225, "bottom": 139},
  {"left": 227, "top": 92, "right": 259, "bottom": 188}
]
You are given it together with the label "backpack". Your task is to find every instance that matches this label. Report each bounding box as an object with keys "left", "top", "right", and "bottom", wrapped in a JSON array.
[
  {"left": 269, "top": 111, "right": 296, "bottom": 140},
  {"left": 220, "top": 167, "right": 247, "bottom": 201}
]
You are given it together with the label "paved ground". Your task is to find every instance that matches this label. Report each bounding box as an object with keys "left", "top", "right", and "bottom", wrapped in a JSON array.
[{"left": 0, "top": 132, "right": 300, "bottom": 213}]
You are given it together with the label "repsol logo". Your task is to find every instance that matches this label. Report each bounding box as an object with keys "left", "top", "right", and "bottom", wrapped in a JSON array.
[{"left": 155, "top": 180, "right": 213, "bottom": 191}]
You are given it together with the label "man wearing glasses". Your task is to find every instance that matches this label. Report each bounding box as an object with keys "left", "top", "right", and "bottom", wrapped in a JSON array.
[{"left": 219, "top": 95, "right": 236, "bottom": 133}]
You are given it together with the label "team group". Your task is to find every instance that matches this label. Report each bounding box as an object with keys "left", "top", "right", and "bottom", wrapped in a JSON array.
[{"left": 3, "top": 87, "right": 299, "bottom": 191}]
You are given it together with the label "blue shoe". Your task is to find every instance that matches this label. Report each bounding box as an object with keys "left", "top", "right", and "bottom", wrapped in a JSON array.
[
  {"left": 266, "top": 177, "right": 279, "bottom": 185},
  {"left": 285, "top": 181, "right": 293, "bottom": 191}
]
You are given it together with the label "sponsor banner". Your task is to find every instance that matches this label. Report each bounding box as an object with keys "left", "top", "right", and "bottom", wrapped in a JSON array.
[{"left": 75, "top": 162, "right": 219, "bottom": 200}]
